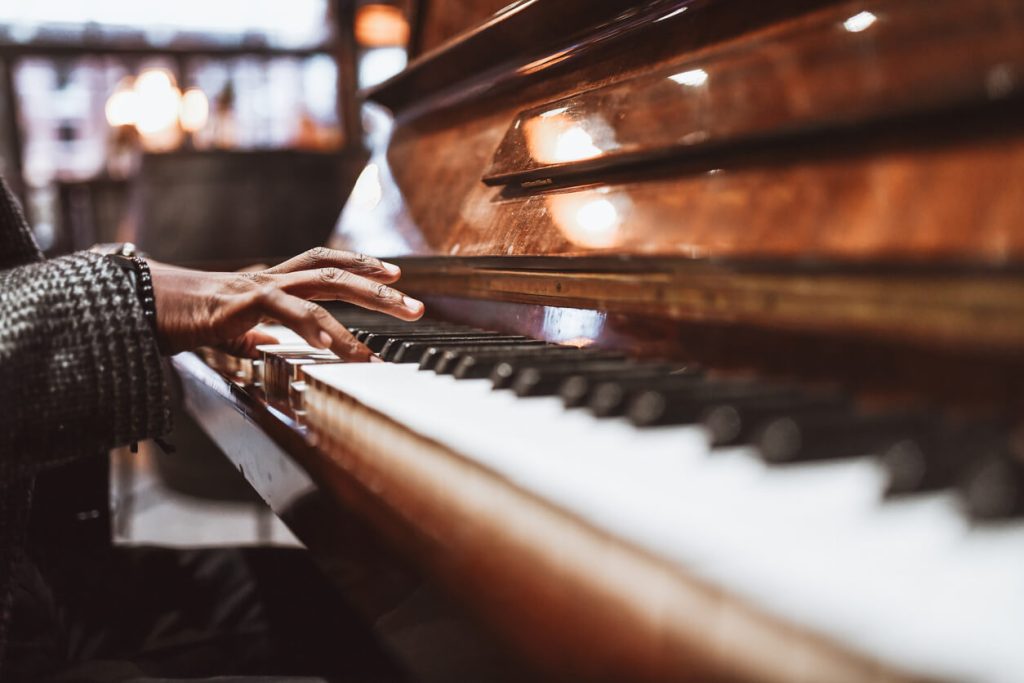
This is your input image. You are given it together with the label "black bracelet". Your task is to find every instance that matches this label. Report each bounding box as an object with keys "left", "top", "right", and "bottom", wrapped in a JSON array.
[{"left": 108, "top": 254, "right": 158, "bottom": 332}]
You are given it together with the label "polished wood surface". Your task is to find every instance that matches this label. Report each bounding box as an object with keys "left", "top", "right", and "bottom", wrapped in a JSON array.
[
  {"left": 392, "top": 256, "right": 1024, "bottom": 353},
  {"left": 337, "top": 0, "right": 1024, "bottom": 269},
  {"left": 484, "top": 0, "right": 1024, "bottom": 187}
]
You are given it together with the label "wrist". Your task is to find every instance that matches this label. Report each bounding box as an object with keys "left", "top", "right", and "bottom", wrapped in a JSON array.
[{"left": 107, "top": 254, "right": 158, "bottom": 335}]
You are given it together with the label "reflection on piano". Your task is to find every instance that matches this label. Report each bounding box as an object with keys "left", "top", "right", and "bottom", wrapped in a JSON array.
[{"left": 175, "top": 0, "right": 1024, "bottom": 681}]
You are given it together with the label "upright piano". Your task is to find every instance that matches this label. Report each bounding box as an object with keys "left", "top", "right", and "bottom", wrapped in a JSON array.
[{"left": 174, "top": 1, "right": 1024, "bottom": 681}]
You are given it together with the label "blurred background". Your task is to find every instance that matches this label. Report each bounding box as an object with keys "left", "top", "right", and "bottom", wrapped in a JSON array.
[
  {"left": 0, "top": 0, "right": 420, "bottom": 547},
  {"left": 0, "top": 0, "right": 416, "bottom": 264}
]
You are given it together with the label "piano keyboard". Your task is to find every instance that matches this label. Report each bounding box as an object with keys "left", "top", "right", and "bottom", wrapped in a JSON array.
[{"left": 248, "top": 310, "right": 1024, "bottom": 683}]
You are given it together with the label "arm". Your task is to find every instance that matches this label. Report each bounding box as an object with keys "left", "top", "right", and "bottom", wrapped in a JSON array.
[
  {"left": 0, "top": 245, "right": 425, "bottom": 465},
  {"left": 0, "top": 251, "right": 170, "bottom": 464}
]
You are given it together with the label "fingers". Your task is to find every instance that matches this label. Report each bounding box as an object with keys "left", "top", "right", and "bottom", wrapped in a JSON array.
[
  {"left": 265, "top": 247, "right": 401, "bottom": 284},
  {"left": 252, "top": 287, "right": 372, "bottom": 361},
  {"left": 310, "top": 304, "right": 375, "bottom": 362},
  {"left": 272, "top": 267, "right": 425, "bottom": 321},
  {"left": 218, "top": 330, "right": 279, "bottom": 359}
]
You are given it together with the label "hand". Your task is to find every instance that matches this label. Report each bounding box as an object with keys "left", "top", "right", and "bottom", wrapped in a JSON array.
[{"left": 149, "top": 247, "right": 424, "bottom": 361}]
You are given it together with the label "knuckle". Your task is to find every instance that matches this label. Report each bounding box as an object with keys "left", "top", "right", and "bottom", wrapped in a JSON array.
[
  {"left": 352, "top": 252, "right": 383, "bottom": 270},
  {"left": 374, "top": 282, "right": 397, "bottom": 300},
  {"left": 236, "top": 271, "right": 268, "bottom": 287},
  {"left": 256, "top": 284, "right": 279, "bottom": 302},
  {"left": 305, "top": 246, "right": 329, "bottom": 265},
  {"left": 319, "top": 267, "right": 345, "bottom": 284}
]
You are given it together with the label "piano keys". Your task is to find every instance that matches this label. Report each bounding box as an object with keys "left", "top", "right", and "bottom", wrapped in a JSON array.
[{"left": 186, "top": 307, "right": 1024, "bottom": 682}]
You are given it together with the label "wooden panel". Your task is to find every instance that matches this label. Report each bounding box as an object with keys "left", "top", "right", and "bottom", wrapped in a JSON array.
[
  {"left": 335, "top": 102, "right": 1024, "bottom": 262},
  {"left": 484, "top": 0, "right": 1024, "bottom": 186},
  {"left": 390, "top": 256, "right": 1024, "bottom": 351}
]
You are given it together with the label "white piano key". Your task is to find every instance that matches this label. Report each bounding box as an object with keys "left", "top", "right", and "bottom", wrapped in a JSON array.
[{"left": 302, "top": 362, "right": 1024, "bottom": 682}]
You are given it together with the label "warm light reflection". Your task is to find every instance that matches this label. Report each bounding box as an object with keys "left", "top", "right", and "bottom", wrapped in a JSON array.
[
  {"left": 654, "top": 6, "right": 688, "bottom": 22},
  {"left": 330, "top": 104, "right": 417, "bottom": 254},
  {"left": 350, "top": 163, "right": 382, "bottom": 211},
  {"left": 554, "top": 126, "right": 602, "bottom": 162},
  {"left": 539, "top": 106, "right": 568, "bottom": 119},
  {"left": 575, "top": 198, "right": 618, "bottom": 235},
  {"left": 179, "top": 88, "right": 209, "bottom": 132},
  {"left": 669, "top": 68, "right": 708, "bottom": 87},
  {"left": 547, "top": 189, "right": 625, "bottom": 248},
  {"left": 524, "top": 111, "right": 615, "bottom": 165},
  {"left": 133, "top": 68, "right": 181, "bottom": 134},
  {"left": 517, "top": 48, "right": 573, "bottom": 76},
  {"left": 104, "top": 79, "right": 137, "bottom": 127},
  {"left": 843, "top": 11, "right": 877, "bottom": 33},
  {"left": 355, "top": 4, "right": 409, "bottom": 47}
]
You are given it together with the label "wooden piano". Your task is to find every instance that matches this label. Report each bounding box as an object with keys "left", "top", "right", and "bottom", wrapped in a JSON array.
[{"left": 174, "top": 1, "right": 1024, "bottom": 681}]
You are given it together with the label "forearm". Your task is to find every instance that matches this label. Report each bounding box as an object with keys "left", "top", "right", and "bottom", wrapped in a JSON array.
[{"left": 0, "top": 251, "right": 170, "bottom": 464}]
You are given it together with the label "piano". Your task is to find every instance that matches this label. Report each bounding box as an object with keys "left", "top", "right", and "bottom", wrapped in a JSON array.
[{"left": 173, "top": 0, "right": 1024, "bottom": 681}]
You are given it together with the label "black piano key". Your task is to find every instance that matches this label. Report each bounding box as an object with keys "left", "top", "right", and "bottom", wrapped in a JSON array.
[
  {"left": 433, "top": 343, "right": 556, "bottom": 374},
  {"left": 406, "top": 338, "right": 546, "bottom": 366},
  {"left": 490, "top": 354, "right": 629, "bottom": 389},
  {"left": 756, "top": 411, "right": 931, "bottom": 465},
  {"left": 560, "top": 365, "right": 698, "bottom": 408},
  {"left": 882, "top": 424, "right": 1003, "bottom": 496},
  {"left": 452, "top": 350, "right": 598, "bottom": 382},
  {"left": 703, "top": 393, "right": 850, "bottom": 448},
  {"left": 627, "top": 382, "right": 799, "bottom": 427},
  {"left": 366, "top": 331, "right": 499, "bottom": 353},
  {"left": 506, "top": 358, "right": 642, "bottom": 394},
  {"left": 589, "top": 374, "right": 719, "bottom": 418},
  {"left": 384, "top": 335, "right": 531, "bottom": 362},
  {"left": 417, "top": 342, "right": 552, "bottom": 374},
  {"left": 511, "top": 360, "right": 696, "bottom": 396},
  {"left": 959, "top": 446, "right": 1024, "bottom": 521},
  {"left": 462, "top": 348, "right": 622, "bottom": 385},
  {"left": 353, "top": 325, "right": 461, "bottom": 343}
]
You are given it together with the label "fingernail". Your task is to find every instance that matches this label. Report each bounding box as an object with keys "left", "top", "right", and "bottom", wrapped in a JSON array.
[
  {"left": 318, "top": 331, "right": 333, "bottom": 349},
  {"left": 403, "top": 296, "right": 423, "bottom": 312},
  {"left": 383, "top": 262, "right": 401, "bottom": 276},
  {"left": 369, "top": 355, "right": 384, "bottom": 363}
]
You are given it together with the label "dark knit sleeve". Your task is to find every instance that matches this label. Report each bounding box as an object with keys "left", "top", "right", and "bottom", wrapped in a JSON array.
[
  {"left": 0, "top": 178, "right": 42, "bottom": 270},
  {"left": 0, "top": 251, "right": 171, "bottom": 465}
]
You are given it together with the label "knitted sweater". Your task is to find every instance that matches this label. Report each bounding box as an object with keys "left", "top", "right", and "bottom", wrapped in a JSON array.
[{"left": 0, "top": 177, "right": 171, "bottom": 677}]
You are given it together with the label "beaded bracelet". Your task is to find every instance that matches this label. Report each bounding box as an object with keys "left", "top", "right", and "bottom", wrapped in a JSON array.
[{"left": 108, "top": 254, "right": 158, "bottom": 332}]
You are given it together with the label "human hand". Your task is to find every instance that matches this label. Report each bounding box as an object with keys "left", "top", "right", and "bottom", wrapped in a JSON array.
[{"left": 149, "top": 247, "right": 424, "bottom": 361}]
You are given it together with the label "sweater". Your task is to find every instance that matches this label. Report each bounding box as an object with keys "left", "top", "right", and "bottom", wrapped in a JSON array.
[{"left": 0, "top": 177, "right": 171, "bottom": 677}]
